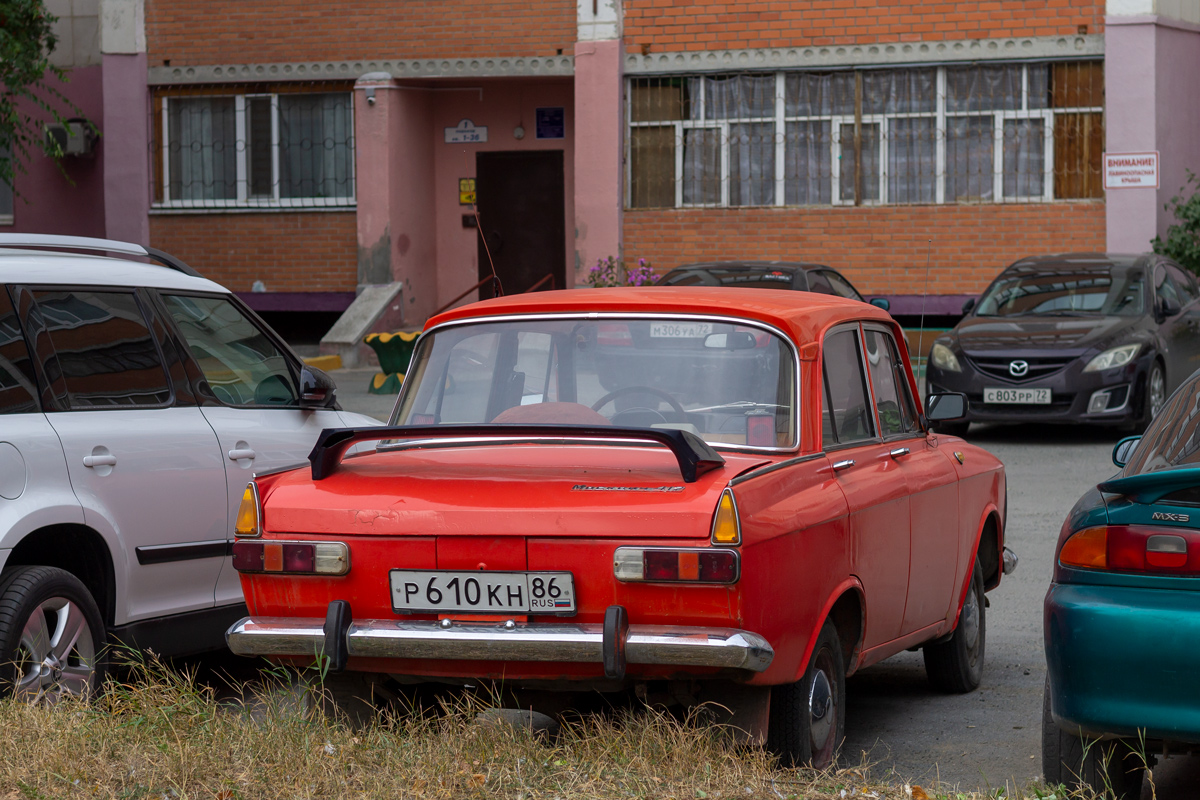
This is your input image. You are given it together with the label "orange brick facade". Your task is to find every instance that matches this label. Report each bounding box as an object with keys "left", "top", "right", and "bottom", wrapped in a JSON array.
[
  {"left": 148, "top": 213, "right": 358, "bottom": 293},
  {"left": 624, "top": 0, "right": 1106, "bottom": 52},
  {"left": 145, "top": 0, "right": 577, "bottom": 65},
  {"left": 622, "top": 202, "right": 1107, "bottom": 295}
]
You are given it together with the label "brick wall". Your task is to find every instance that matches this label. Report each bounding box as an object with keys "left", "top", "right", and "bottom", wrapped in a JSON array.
[
  {"left": 149, "top": 212, "right": 358, "bottom": 293},
  {"left": 623, "top": 202, "right": 1107, "bottom": 295},
  {"left": 145, "top": 0, "right": 576, "bottom": 65},
  {"left": 624, "top": 0, "right": 1106, "bottom": 52}
]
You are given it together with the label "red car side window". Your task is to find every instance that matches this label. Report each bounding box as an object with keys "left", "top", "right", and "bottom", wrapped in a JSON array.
[{"left": 822, "top": 328, "right": 875, "bottom": 447}]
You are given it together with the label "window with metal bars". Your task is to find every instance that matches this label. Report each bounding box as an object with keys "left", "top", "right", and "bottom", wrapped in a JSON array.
[
  {"left": 628, "top": 60, "right": 1103, "bottom": 209},
  {"left": 156, "top": 90, "right": 356, "bottom": 208}
]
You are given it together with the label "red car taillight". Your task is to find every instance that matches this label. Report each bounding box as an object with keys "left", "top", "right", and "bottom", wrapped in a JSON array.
[
  {"left": 613, "top": 547, "right": 739, "bottom": 584},
  {"left": 232, "top": 540, "right": 350, "bottom": 575},
  {"left": 1059, "top": 524, "right": 1200, "bottom": 575}
]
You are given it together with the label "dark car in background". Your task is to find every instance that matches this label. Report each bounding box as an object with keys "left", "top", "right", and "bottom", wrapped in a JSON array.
[
  {"left": 926, "top": 253, "right": 1200, "bottom": 435},
  {"left": 657, "top": 261, "right": 890, "bottom": 310}
]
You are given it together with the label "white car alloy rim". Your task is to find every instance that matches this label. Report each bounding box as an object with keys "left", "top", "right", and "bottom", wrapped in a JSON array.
[
  {"left": 15, "top": 596, "right": 96, "bottom": 703},
  {"left": 1149, "top": 367, "right": 1166, "bottom": 419}
]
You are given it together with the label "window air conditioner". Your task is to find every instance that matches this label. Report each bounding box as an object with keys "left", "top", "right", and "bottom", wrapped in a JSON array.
[{"left": 44, "top": 119, "right": 97, "bottom": 157}]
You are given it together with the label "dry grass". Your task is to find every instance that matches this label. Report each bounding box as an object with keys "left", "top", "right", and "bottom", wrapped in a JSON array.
[{"left": 0, "top": 657, "right": 1094, "bottom": 800}]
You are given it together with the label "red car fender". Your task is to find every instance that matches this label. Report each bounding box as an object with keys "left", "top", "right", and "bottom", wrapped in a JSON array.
[
  {"left": 945, "top": 500, "right": 1004, "bottom": 633},
  {"left": 776, "top": 576, "right": 867, "bottom": 684}
]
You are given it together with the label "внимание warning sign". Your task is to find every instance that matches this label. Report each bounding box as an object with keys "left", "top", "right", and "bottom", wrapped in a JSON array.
[{"left": 1103, "top": 152, "right": 1159, "bottom": 190}]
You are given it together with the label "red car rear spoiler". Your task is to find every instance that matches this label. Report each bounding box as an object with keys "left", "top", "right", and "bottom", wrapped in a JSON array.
[{"left": 307, "top": 424, "right": 727, "bottom": 483}]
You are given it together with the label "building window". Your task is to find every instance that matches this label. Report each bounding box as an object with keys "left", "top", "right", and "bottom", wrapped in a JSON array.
[
  {"left": 628, "top": 60, "right": 1103, "bottom": 209},
  {"left": 0, "top": 146, "right": 13, "bottom": 225},
  {"left": 158, "top": 91, "right": 355, "bottom": 208}
]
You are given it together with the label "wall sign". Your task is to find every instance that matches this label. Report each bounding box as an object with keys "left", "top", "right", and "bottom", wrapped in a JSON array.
[
  {"left": 1104, "top": 151, "right": 1159, "bottom": 189},
  {"left": 445, "top": 119, "right": 488, "bottom": 144},
  {"left": 459, "top": 178, "right": 476, "bottom": 205},
  {"left": 535, "top": 107, "right": 564, "bottom": 139}
]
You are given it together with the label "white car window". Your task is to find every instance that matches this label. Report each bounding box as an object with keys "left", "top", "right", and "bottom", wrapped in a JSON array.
[{"left": 162, "top": 295, "right": 298, "bottom": 407}]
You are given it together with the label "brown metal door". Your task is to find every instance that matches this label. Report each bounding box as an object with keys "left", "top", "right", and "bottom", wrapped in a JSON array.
[{"left": 475, "top": 151, "right": 565, "bottom": 299}]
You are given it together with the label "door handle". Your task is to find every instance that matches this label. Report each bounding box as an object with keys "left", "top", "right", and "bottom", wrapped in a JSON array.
[
  {"left": 82, "top": 454, "right": 117, "bottom": 468},
  {"left": 832, "top": 459, "right": 856, "bottom": 471},
  {"left": 227, "top": 448, "right": 256, "bottom": 461},
  {"left": 889, "top": 447, "right": 911, "bottom": 459}
]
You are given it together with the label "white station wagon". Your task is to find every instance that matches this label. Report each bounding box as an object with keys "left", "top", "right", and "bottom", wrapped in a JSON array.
[{"left": 0, "top": 234, "right": 378, "bottom": 701}]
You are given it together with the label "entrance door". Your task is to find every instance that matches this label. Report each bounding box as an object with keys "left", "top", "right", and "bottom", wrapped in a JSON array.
[{"left": 475, "top": 151, "right": 565, "bottom": 299}]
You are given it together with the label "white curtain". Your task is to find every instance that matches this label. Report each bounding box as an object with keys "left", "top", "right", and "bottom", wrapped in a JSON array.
[
  {"left": 785, "top": 121, "right": 831, "bottom": 204},
  {"left": 946, "top": 65, "right": 1022, "bottom": 112},
  {"left": 785, "top": 73, "right": 855, "bottom": 116},
  {"left": 946, "top": 116, "right": 995, "bottom": 202},
  {"left": 694, "top": 76, "right": 775, "bottom": 205},
  {"left": 839, "top": 122, "right": 880, "bottom": 202},
  {"left": 682, "top": 128, "right": 720, "bottom": 205},
  {"left": 1003, "top": 118, "right": 1045, "bottom": 198},
  {"left": 888, "top": 117, "right": 935, "bottom": 203},
  {"left": 279, "top": 93, "right": 354, "bottom": 199},
  {"left": 168, "top": 98, "right": 237, "bottom": 201}
]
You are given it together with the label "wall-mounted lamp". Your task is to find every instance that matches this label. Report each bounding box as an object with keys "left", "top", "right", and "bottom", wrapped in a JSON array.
[{"left": 365, "top": 87, "right": 377, "bottom": 106}]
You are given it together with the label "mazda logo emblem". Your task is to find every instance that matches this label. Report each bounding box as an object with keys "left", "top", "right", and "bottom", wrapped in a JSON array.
[{"left": 1009, "top": 360, "right": 1029, "bottom": 377}]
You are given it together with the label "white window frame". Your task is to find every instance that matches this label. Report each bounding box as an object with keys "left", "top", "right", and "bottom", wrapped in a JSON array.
[
  {"left": 626, "top": 61, "right": 1103, "bottom": 209},
  {"left": 158, "top": 92, "right": 356, "bottom": 210}
]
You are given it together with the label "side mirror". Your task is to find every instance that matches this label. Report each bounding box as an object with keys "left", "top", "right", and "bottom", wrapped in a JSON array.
[
  {"left": 926, "top": 392, "right": 967, "bottom": 422},
  {"left": 299, "top": 365, "right": 338, "bottom": 409},
  {"left": 704, "top": 331, "right": 757, "bottom": 350},
  {"left": 869, "top": 297, "right": 891, "bottom": 311},
  {"left": 1158, "top": 297, "right": 1181, "bottom": 320},
  {"left": 961, "top": 297, "right": 977, "bottom": 315},
  {"left": 1112, "top": 435, "right": 1141, "bottom": 468}
]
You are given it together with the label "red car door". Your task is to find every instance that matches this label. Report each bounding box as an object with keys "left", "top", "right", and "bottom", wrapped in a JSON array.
[
  {"left": 821, "top": 325, "right": 911, "bottom": 649},
  {"left": 861, "top": 326, "right": 961, "bottom": 635}
]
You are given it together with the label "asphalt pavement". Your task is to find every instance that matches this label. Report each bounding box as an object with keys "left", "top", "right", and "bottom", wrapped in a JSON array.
[{"left": 326, "top": 369, "right": 1199, "bottom": 797}]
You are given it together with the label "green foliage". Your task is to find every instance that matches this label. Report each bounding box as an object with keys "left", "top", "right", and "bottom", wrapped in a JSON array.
[
  {"left": 1152, "top": 169, "right": 1200, "bottom": 274},
  {"left": 0, "top": 0, "right": 89, "bottom": 194}
]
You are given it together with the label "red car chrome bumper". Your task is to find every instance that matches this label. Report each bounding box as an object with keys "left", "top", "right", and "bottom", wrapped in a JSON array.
[{"left": 226, "top": 616, "right": 774, "bottom": 673}]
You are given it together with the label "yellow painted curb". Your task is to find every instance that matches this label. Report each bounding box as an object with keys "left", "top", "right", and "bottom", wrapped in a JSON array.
[{"left": 303, "top": 354, "right": 343, "bottom": 371}]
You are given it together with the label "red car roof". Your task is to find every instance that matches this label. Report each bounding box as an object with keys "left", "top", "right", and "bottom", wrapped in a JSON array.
[{"left": 426, "top": 287, "right": 892, "bottom": 345}]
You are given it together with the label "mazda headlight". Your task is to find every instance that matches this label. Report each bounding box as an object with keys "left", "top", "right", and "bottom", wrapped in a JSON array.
[
  {"left": 930, "top": 342, "right": 962, "bottom": 372},
  {"left": 1083, "top": 344, "right": 1140, "bottom": 373}
]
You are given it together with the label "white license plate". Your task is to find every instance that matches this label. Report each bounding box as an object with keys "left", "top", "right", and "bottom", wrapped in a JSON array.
[
  {"left": 984, "top": 387, "right": 1052, "bottom": 404},
  {"left": 389, "top": 570, "right": 576, "bottom": 614},
  {"left": 650, "top": 322, "right": 713, "bottom": 338}
]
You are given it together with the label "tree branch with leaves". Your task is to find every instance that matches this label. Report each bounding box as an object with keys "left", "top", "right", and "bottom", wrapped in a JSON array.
[
  {"left": 0, "top": 0, "right": 90, "bottom": 195},
  {"left": 1153, "top": 170, "right": 1200, "bottom": 274}
]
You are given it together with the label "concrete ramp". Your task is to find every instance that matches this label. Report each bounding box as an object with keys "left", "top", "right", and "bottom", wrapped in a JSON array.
[{"left": 319, "top": 282, "right": 408, "bottom": 367}]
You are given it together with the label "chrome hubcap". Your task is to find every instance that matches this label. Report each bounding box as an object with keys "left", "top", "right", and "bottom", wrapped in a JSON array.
[
  {"left": 1150, "top": 368, "right": 1166, "bottom": 419},
  {"left": 14, "top": 597, "right": 96, "bottom": 704},
  {"left": 961, "top": 587, "right": 980, "bottom": 653},
  {"left": 808, "top": 668, "right": 834, "bottom": 751}
]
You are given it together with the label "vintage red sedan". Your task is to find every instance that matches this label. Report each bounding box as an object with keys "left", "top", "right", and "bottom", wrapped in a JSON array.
[{"left": 226, "top": 288, "right": 1010, "bottom": 768}]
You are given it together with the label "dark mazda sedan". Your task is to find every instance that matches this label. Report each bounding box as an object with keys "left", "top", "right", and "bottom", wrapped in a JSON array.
[
  {"left": 657, "top": 261, "right": 890, "bottom": 310},
  {"left": 926, "top": 253, "right": 1200, "bottom": 434}
]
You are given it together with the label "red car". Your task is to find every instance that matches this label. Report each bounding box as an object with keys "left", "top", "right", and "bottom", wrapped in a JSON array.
[{"left": 226, "top": 288, "right": 1009, "bottom": 768}]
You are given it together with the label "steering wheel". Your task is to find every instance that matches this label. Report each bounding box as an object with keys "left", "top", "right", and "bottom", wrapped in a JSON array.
[{"left": 591, "top": 385, "right": 687, "bottom": 421}]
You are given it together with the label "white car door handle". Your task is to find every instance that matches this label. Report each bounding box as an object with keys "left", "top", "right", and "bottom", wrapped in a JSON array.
[
  {"left": 832, "top": 459, "right": 856, "bottom": 471},
  {"left": 83, "top": 454, "right": 117, "bottom": 468},
  {"left": 889, "top": 447, "right": 911, "bottom": 459},
  {"left": 227, "top": 448, "right": 256, "bottom": 461}
]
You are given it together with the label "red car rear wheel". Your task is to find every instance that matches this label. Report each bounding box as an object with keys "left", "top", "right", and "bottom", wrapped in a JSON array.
[{"left": 767, "top": 619, "right": 845, "bottom": 770}]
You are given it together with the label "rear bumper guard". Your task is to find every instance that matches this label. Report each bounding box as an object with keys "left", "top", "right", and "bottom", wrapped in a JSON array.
[{"left": 226, "top": 609, "right": 774, "bottom": 674}]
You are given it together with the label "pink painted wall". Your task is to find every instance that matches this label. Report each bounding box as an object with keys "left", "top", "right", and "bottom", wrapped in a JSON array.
[
  {"left": 1153, "top": 20, "right": 1200, "bottom": 243},
  {"left": 353, "top": 75, "right": 438, "bottom": 323},
  {"left": 432, "top": 78, "right": 575, "bottom": 312},
  {"left": 573, "top": 40, "right": 623, "bottom": 287},
  {"left": 1106, "top": 16, "right": 1200, "bottom": 252},
  {"left": 4, "top": 65, "right": 105, "bottom": 237},
  {"left": 102, "top": 53, "right": 151, "bottom": 246}
]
